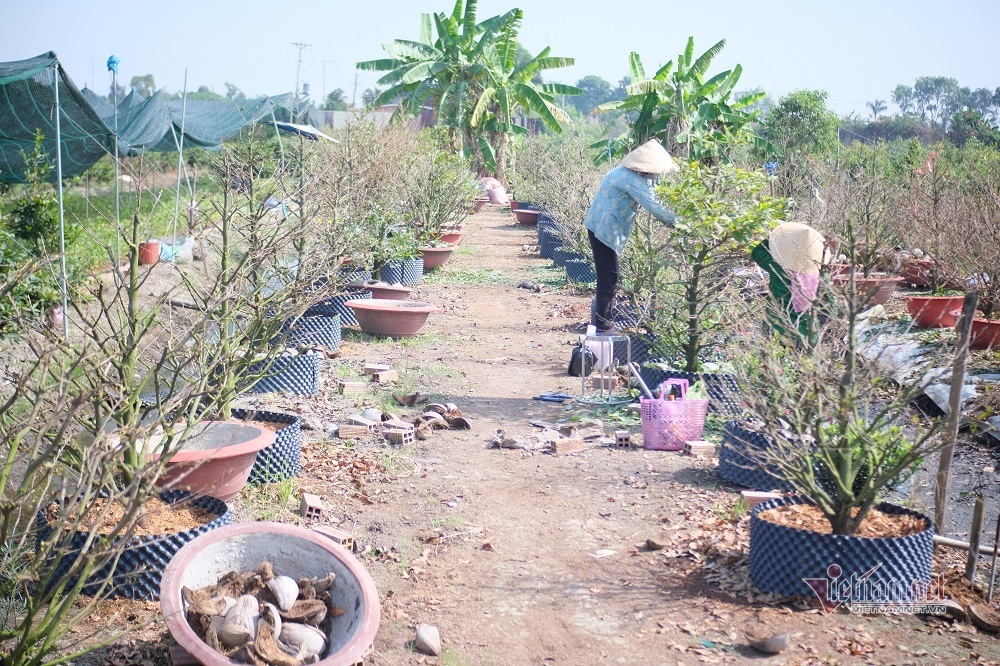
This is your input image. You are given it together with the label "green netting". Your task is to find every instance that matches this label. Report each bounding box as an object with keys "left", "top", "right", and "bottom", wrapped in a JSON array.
[
  {"left": 81, "top": 87, "right": 115, "bottom": 122},
  {"left": 151, "top": 96, "right": 277, "bottom": 151},
  {"left": 114, "top": 90, "right": 173, "bottom": 155},
  {"left": 0, "top": 52, "right": 116, "bottom": 183}
]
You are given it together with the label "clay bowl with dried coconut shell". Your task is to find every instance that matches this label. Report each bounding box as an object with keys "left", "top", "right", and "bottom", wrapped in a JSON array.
[{"left": 160, "top": 522, "right": 379, "bottom": 666}]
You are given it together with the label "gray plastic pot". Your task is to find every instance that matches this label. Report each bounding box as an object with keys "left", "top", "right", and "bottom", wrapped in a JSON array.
[{"left": 160, "top": 522, "right": 379, "bottom": 666}]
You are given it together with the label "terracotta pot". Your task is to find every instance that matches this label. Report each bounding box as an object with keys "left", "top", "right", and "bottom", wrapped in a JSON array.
[
  {"left": 826, "top": 263, "right": 851, "bottom": 277},
  {"left": 346, "top": 299, "right": 441, "bottom": 338},
  {"left": 473, "top": 198, "right": 488, "bottom": 214},
  {"left": 439, "top": 230, "right": 463, "bottom": 244},
  {"left": 906, "top": 295, "right": 965, "bottom": 328},
  {"left": 138, "top": 241, "right": 160, "bottom": 266},
  {"left": 364, "top": 283, "right": 413, "bottom": 300},
  {"left": 832, "top": 275, "right": 903, "bottom": 306},
  {"left": 513, "top": 208, "right": 539, "bottom": 225},
  {"left": 156, "top": 421, "right": 276, "bottom": 502},
  {"left": 160, "top": 522, "right": 380, "bottom": 666},
  {"left": 950, "top": 310, "right": 1000, "bottom": 350},
  {"left": 900, "top": 258, "right": 934, "bottom": 287},
  {"left": 419, "top": 245, "right": 455, "bottom": 271}
]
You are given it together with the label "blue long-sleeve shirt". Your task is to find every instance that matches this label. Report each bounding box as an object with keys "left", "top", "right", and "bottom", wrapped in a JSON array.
[{"left": 583, "top": 165, "right": 676, "bottom": 255}]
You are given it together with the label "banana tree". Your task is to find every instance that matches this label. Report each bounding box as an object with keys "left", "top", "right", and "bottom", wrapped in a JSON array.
[
  {"left": 469, "top": 12, "right": 579, "bottom": 186},
  {"left": 593, "top": 37, "right": 774, "bottom": 165},
  {"left": 356, "top": 1, "right": 519, "bottom": 154}
]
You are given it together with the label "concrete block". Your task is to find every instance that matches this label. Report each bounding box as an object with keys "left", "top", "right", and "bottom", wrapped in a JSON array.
[
  {"left": 363, "top": 362, "right": 391, "bottom": 375},
  {"left": 336, "top": 379, "right": 366, "bottom": 395},
  {"left": 614, "top": 430, "right": 631, "bottom": 449},
  {"left": 373, "top": 369, "right": 399, "bottom": 384},
  {"left": 740, "top": 490, "right": 784, "bottom": 509},
  {"left": 300, "top": 493, "right": 324, "bottom": 519},
  {"left": 337, "top": 425, "right": 371, "bottom": 439},
  {"left": 552, "top": 437, "right": 585, "bottom": 456},
  {"left": 346, "top": 415, "right": 378, "bottom": 429},
  {"left": 683, "top": 440, "right": 716, "bottom": 457},
  {"left": 384, "top": 428, "right": 415, "bottom": 445},
  {"left": 313, "top": 524, "right": 355, "bottom": 551}
]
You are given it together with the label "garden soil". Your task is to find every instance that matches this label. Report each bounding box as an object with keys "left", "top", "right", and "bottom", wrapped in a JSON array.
[{"left": 74, "top": 205, "right": 1000, "bottom": 665}]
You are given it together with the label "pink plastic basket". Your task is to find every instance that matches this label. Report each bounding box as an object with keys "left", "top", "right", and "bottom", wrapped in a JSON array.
[
  {"left": 641, "top": 379, "right": 689, "bottom": 450},
  {"left": 685, "top": 398, "right": 709, "bottom": 441}
]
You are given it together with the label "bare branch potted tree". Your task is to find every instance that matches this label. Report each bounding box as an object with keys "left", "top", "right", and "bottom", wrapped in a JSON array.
[
  {"left": 821, "top": 144, "right": 905, "bottom": 308},
  {"left": 643, "top": 161, "right": 785, "bottom": 410},
  {"left": 729, "top": 217, "right": 948, "bottom": 601}
]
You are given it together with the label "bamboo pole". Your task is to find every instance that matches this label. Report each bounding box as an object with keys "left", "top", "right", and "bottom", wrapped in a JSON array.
[{"left": 934, "top": 291, "right": 979, "bottom": 536}]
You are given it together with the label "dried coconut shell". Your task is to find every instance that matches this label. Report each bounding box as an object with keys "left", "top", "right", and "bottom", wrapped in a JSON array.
[
  {"left": 253, "top": 603, "right": 301, "bottom": 666},
  {"left": 182, "top": 586, "right": 231, "bottom": 617},
  {"left": 298, "top": 574, "right": 335, "bottom": 594},
  {"left": 279, "top": 623, "right": 328, "bottom": 661},
  {"left": 278, "top": 599, "right": 327, "bottom": 626},
  {"left": 267, "top": 576, "right": 299, "bottom": 612}
]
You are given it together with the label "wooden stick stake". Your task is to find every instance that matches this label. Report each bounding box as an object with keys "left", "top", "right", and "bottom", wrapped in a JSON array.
[
  {"left": 934, "top": 291, "right": 978, "bottom": 536},
  {"left": 967, "top": 495, "right": 986, "bottom": 582}
]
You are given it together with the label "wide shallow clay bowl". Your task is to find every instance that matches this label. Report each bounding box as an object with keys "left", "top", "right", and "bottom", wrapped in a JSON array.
[
  {"left": 160, "top": 522, "right": 379, "bottom": 666},
  {"left": 419, "top": 245, "right": 455, "bottom": 271},
  {"left": 513, "top": 208, "right": 539, "bottom": 225},
  {"left": 906, "top": 295, "right": 965, "bottom": 328},
  {"left": 364, "top": 283, "right": 413, "bottom": 300},
  {"left": 832, "top": 275, "right": 903, "bottom": 306},
  {"left": 438, "top": 230, "right": 464, "bottom": 244},
  {"left": 951, "top": 309, "right": 1000, "bottom": 350},
  {"left": 346, "top": 299, "right": 442, "bottom": 338},
  {"left": 156, "top": 421, "right": 275, "bottom": 502}
]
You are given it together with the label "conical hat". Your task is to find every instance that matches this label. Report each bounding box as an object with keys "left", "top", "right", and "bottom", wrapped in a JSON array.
[
  {"left": 770, "top": 222, "right": 825, "bottom": 274},
  {"left": 621, "top": 140, "right": 680, "bottom": 174}
]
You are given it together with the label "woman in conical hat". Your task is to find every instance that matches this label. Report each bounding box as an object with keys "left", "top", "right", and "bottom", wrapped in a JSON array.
[
  {"left": 583, "top": 140, "right": 681, "bottom": 334},
  {"left": 751, "top": 222, "right": 827, "bottom": 343}
]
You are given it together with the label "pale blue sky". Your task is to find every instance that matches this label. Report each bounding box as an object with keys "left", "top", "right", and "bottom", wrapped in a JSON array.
[{"left": 4, "top": 0, "right": 998, "bottom": 116}]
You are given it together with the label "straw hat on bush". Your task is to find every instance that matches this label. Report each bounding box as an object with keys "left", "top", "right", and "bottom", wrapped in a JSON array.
[
  {"left": 770, "top": 222, "right": 825, "bottom": 274},
  {"left": 621, "top": 140, "right": 680, "bottom": 175}
]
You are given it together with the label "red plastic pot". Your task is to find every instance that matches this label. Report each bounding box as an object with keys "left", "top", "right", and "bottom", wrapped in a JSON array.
[
  {"left": 156, "top": 421, "right": 276, "bottom": 502},
  {"left": 901, "top": 258, "right": 934, "bottom": 287},
  {"left": 419, "top": 245, "right": 455, "bottom": 271},
  {"left": 364, "top": 283, "right": 413, "bottom": 300},
  {"left": 832, "top": 275, "right": 903, "bottom": 306},
  {"left": 439, "top": 230, "right": 464, "bottom": 244},
  {"left": 826, "top": 263, "right": 851, "bottom": 277},
  {"left": 906, "top": 295, "right": 965, "bottom": 328},
  {"left": 346, "top": 299, "right": 442, "bottom": 338},
  {"left": 950, "top": 309, "right": 1000, "bottom": 350},
  {"left": 160, "top": 522, "right": 380, "bottom": 666},
  {"left": 138, "top": 241, "right": 160, "bottom": 266},
  {"left": 513, "top": 208, "right": 539, "bottom": 225},
  {"left": 473, "top": 198, "right": 488, "bottom": 214}
]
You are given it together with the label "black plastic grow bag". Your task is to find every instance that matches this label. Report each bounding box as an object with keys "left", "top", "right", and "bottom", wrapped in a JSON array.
[
  {"left": 748, "top": 495, "right": 934, "bottom": 600},
  {"left": 565, "top": 259, "right": 597, "bottom": 284},
  {"left": 37, "top": 489, "right": 229, "bottom": 600},
  {"left": 717, "top": 420, "right": 794, "bottom": 491},
  {"left": 285, "top": 315, "right": 341, "bottom": 350},
  {"left": 246, "top": 350, "right": 320, "bottom": 396},
  {"left": 232, "top": 408, "right": 303, "bottom": 484},
  {"left": 307, "top": 290, "right": 372, "bottom": 327}
]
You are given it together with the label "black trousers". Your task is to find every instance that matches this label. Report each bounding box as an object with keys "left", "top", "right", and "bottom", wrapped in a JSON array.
[{"left": 588, "top": 230, "right": 619, "bottom": 332}]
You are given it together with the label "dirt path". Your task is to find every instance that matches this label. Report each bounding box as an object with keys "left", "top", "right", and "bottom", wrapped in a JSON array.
[
  {"left": 79, "top": 205, "right": 1000, "bottom": 665},
  {"left": 280, "top": 206, "right": 1000, "bottom": 666}
]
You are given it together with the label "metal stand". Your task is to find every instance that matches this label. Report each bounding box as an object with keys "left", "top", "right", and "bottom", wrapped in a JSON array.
[{"left": 577, "top": 334, "right": 632, "bottom": 406}]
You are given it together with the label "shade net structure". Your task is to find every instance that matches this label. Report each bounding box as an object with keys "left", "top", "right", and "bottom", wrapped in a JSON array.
[{"left": 0, "top": 52, "right": 116, "bottom": 183}]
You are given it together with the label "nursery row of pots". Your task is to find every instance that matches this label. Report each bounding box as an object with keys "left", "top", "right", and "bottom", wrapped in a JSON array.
[{"left": 46, "top": 250, "right": 452, "bottom": 603}]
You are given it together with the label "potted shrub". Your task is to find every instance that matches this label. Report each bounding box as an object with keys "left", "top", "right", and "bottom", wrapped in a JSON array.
[
  {"left": 731, "top": 241, "right": 948, "bottom": 602},
  {"left": 643, "top": 161, "right": 784, "bottom": 411},
  {"left": 404, "top": 144, "right": 478, "bottom": 245},
  {"left": 950, "top": 143, "right": 1000, "bottom": 348},
  {"left": 822, "top": 143, "right": 905, "bottom": 307}
]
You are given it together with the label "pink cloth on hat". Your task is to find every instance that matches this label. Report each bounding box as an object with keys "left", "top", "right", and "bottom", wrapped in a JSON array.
[{"left": 789, "top": 271, "right": 819, "bottom": 313}]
